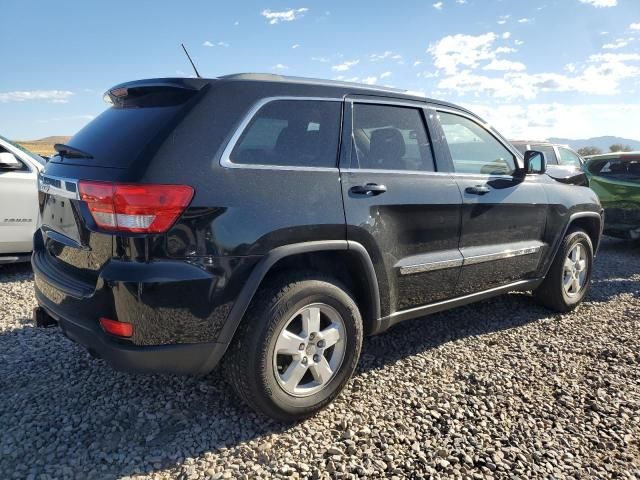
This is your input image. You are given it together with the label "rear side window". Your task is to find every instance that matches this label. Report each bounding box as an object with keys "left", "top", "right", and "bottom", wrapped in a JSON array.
[
  {"left": 351, "top": 103, "right": 435, "bottom": 171},
  {"left": 557, "top": 147, "right": 582, "bottom": 167},
  {"left": 230, "top": 100, "right": 341, "bottom": 168},
  {"left": 438, "top": 111, "right": 515, "bottom": 175},
  {"left": 589, "top": 158, "right": 640, "bottom": 181}
]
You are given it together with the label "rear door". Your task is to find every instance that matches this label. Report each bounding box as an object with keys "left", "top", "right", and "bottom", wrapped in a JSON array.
[
  {"left": 340, "top": 97, "right": 462, "bottom": 316},
  {"left": 435, "top": 109, "right": 548, "bottom": 296},
  {"left": 0, "top": 144, "right": 39, "bottom": 255}
]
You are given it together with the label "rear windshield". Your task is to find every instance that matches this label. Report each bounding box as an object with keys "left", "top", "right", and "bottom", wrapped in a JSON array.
[{"left": 49, "top": 105, "right": 185, "bottom": 169}]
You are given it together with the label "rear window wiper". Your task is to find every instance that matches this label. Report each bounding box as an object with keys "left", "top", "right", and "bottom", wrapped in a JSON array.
[{"left": 54, "top": 143, "right": 94, "bottom": 159}]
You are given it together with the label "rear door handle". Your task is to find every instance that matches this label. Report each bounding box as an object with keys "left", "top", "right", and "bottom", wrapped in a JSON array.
[
  {"left": 465, "top": 185, "right": 491, "bottom": 195},
  {"left": 350, "top": 183, "right": 387, "bottom": 196}
]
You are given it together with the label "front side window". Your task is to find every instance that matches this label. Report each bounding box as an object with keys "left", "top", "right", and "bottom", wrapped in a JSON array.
[
  {"left": 557, "top": 147, "right": 582, "bottom": 167},
  {"left": 352, "top": 103, "right": 435, "bottom": 171},
  {"left": 438, "top": 111, "right": 515, "bottom": 175},
  {"left": 230, "top": 100, "right": 341, "bottom": 168}
]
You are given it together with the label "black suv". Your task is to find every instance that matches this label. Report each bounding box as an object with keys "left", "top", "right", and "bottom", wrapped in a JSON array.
[{"left": 33, "top": 74, "right": 603, "bottom": 420}]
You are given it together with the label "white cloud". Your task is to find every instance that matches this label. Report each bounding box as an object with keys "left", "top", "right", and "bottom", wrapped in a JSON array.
[
  {"left": 631, "top": 23, "right": 640, "bottom": 30},
  {"left": 291, "top": 44, "right": 300, "bottom": 49},
  {"left": 428, "top": 32, "right": 500, "bottom": 74},
  {"left": 483, "top": 59, "right": 526, "bottom": 71},
  {"left": 497, "top": 15, "right": 510, "bottom": 25},
  {"left": 311, "top": 56, "right": 330, "bottom": 63},
  {"left": 517, "top": 18, "right": 532, "bottom": 23},
  {"left": 369, "top": 51, "right": 402, "bottom": 62},
  {"left": 272, "top": 63, "right": 288, "bottom": 70},
  {"left": 502, "top": 32, "right": 511, "bottom": 39},
  {"left": 413, "top": 60, "right": 423, "bottom": 67},
  {"left": 456, "top": 0, "right": 467, "bottom": 4},
  {"left": 514, "top": 39, "right": 524, "bottom": 46},
  {"left": 362, "top": 77, "right": 378, "bottom": 85},
  {"left": 0, "top": 90, "right": 74, "bottom": 103},
  {"left": 261, "top": 8, "right": 309, "bottom": 25},
  {"left": 203, "top": 41, "right": 229, "bottom": 47},
  {"left": 380, "top": 71, "right": 392, "bottom": 79},
  {"left": 433, "top": 2, "right": 444, "bottom": 10},
  {"left": 234, "top": 21, "right": 240, "bottom": 26},
  {"left": 429, "top": 30, "right": 640, "bottom": 100},
  {"left": 603, "top": 39, "right": 628, "bottom": 49},
  {"left": 331, "top": 59, "right": 360, "bottom": 72},
  {"left": 579, "top": 0, "right": 617, "bottom": 7},
  {"left": 466, "top": 103, "right": 640, "bottom": 140}
]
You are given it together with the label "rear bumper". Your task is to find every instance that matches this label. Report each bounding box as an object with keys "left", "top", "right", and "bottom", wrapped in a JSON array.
[{"left": 35, "top": 296, "right": 227, "bottom": 375}]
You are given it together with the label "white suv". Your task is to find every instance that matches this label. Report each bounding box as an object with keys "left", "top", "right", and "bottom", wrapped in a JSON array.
[{"left": 0, "top": 135, "right": 45, "bottom": 263}]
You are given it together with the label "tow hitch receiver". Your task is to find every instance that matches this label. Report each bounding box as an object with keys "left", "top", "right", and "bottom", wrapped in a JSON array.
[{"left": 33, "top": 307, "right": 57, "bottom": 328}]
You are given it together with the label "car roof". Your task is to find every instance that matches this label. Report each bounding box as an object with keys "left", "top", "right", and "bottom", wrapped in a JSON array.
[
  {"left": 110, "top": 73, "right": 483, "bottom": 121},
  {"left": 510, "top": 140, "right": 572, "bottom": 149},
  {"left": 584, "top": 151, "right": 640, "bottom": 161}
]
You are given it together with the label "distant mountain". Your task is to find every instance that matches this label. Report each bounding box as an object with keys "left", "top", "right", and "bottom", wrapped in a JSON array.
[
  {"left": 547, "top": 136, "right": 640, "bottom": 153},
  {"left": 14, "top": 136, "right": 71, "bottom": 156}
]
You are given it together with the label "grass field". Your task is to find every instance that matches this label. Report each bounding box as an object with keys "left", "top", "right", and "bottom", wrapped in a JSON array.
[{"left": 14, "top": 136, "right": 71, "bottom": 156}]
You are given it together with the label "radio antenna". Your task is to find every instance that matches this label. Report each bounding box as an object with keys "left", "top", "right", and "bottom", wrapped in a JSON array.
[{"left": 181, "top": 43, "right": 201, "bottom": 78}]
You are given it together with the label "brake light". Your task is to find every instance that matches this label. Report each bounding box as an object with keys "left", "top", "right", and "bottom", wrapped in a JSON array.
[
  {"left": 78, "top": 181, "right": 193, "bottom": 233},
  {"left": 99, "top": 317, "right": 134, "bottom": 337}
]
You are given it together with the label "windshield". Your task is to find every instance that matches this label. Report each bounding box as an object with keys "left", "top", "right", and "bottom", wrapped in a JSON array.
[{"left": 0, "top": 134, "right": 46, "bottom": 166}]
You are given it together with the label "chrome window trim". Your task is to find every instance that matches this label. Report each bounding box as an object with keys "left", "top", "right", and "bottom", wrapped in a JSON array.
[
  {"left": 38, "top": 174, "right": 79, "bottom": 200},
  {"left": 346, "top": 97, "right": 428, "bottom": 109},
  {"left": 340, "top": 168, "right": 452, "bottom": 177},
  {"left": 219, "top": 96, "right": 343, "bottom": 172},
  {"left": 399, "top": 245, "right": 541, "bottom": 275}
]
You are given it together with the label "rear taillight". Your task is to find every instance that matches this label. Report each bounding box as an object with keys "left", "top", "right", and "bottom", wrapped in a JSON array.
[
  {"left": 78, "top": 181, "right": 193, "bottom": 233},
  {"left": 99, "top": 317, "right": 134, "bottom": 337}
]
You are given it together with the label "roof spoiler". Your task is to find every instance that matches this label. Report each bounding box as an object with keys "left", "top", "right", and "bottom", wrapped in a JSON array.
[{"left": 103, "top": 78, "right": 209, "bottom": 108}]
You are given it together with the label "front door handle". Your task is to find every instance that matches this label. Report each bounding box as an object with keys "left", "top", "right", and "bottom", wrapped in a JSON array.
[
  {"left": 350, "top": 183, "right": 387, "bottom": 196},
  {"left": 465, "top": 185, "right": 491, "bottom": 195}
]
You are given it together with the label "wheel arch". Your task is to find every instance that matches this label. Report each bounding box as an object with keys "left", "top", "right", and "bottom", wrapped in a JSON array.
[{"left": 216, "top": 241, "right": 381, "bottom": 347}]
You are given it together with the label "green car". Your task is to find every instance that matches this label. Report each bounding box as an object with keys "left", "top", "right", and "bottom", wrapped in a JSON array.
[{"left": 584, "top": 152, "right": 640, "bottom": 240}]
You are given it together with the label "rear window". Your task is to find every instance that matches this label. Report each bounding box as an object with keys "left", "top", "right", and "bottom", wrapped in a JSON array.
[
  {"left": 229, "top": 99, "right": 341, "bottom": 168},
  {"left": 49, "top": 106, "right": 184, "bottom": 169},
  {"left": 588, "top": 158, "right": 640, "bottom": 182}
]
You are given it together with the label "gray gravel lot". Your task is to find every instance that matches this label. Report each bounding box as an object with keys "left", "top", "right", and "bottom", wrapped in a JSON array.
[{"left": 1, "top": 237, "right": 639, "bottom": 479}]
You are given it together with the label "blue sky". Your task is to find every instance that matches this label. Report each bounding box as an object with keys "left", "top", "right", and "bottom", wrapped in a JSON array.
[{"left": 1, "top": 0, "right": 639, "bottom": 141}]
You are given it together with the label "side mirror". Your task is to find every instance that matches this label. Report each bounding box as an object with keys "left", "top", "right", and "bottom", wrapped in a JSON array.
[
  {"left": 523, "top": 150, "right": 546, "bottom": 174},
  {"left": 0, "top": 152, "right": 22, "bottom": 170}
]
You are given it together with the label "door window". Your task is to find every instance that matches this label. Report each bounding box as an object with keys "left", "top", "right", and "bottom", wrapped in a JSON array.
[
  {"left": 230, "top": 100, "right": 341, "bottom": 168},
  {"left": 351, "top": 103, "right": 435, "bottom": 171},
  {"left": 534, "top": 145, "right": 559, "bottom": 165},
  {"left": 557, "top": 147, "right": 582, "bottom": 167},
  {"left": 438, "top": 112, "right": 515, "bottom": 175}
]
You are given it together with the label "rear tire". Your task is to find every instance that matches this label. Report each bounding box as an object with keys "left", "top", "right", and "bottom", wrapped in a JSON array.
[
  {"left": 225, "top": 272, "right": 363, "bottom": 421},
  {"left": 534, "top": 228, "right": 594, "bottom": 312}
]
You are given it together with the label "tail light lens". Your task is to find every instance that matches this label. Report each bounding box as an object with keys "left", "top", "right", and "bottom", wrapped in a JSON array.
[
  {"left": 78, "top": 181, "right": 194, "bottom": 233},
  {"left": 99, "top": 317, "right": 134, "bottom": 337}
]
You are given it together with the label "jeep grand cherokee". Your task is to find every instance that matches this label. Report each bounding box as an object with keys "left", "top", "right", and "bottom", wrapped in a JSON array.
[{"left": 32, "top": 74, "right": 603, "bottom": 420}]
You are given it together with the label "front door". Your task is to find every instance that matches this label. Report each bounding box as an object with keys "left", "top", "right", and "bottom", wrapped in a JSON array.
[
  {"left": 435, "top": 110, "right": 548, "bottom": 296},
  {"left": 0, "top": 148, "right": 39, "bottom": 255},
  {"left": 340, "top": 99, "right": 463, "bottom": 317}
]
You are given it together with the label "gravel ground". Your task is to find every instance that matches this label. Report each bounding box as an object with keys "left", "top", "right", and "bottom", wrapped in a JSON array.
[{"left": 1, "top": 237, "right": 639, "bottom": 479}]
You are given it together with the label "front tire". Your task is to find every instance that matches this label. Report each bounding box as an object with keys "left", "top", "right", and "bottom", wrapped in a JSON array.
[
  {"left": 534, "top": 228, "right": 594, "bottom": 312},
  {"left": 225, "top": 272, "right": 363, "bottom": 421}
]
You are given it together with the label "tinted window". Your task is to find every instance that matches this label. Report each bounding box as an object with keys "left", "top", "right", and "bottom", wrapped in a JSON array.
[
  {"left": 231, "top": 100, "right": 341, "bottom": 168},
  {"left": 557, "top": 147, "right": 582, "bottom": 167},
  {"left": 438, "top": 112, "right": 515, "bottom": 175},
  {"left": 588, "top": 158, "right": 640, "bottom": 181},
  {"left": 533, "top": 145, "right": 558, "bottom": 165},
  {"left": 352, "top": 103, "right": 435, "bottom": 171}
]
